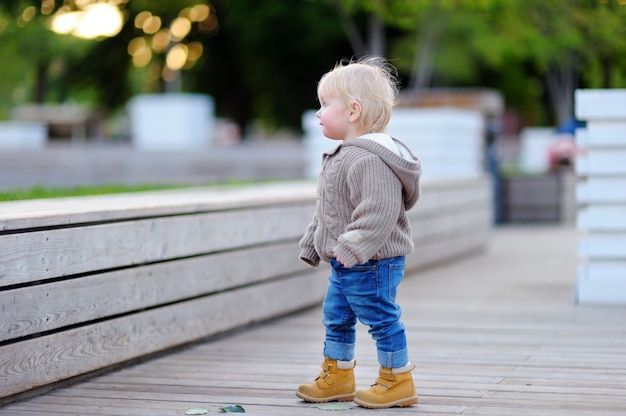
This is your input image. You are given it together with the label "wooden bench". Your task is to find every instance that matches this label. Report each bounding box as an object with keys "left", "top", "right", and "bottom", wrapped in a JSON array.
[{"left": 0, "top": 178, "right": 492, "bottom": 402}]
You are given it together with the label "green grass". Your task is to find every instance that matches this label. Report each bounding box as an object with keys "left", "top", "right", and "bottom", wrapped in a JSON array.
[
  {"left": 0, "top": 184, "right": 191, "bottom": 202},
  {"left": 0, "top": 179, "right": 274, "bottom": 202}
]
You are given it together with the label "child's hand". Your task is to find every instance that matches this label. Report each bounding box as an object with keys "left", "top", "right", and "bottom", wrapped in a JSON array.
[{"left": 335, "top": 254, "right": 352, "bottom": 268}]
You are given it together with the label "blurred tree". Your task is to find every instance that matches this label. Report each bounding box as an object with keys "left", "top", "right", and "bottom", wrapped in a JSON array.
[
  {"left": 481, "top": 0, "right": 585, "bottom": 126},
  {"left": 381, "top": 0, "right": 626, "bottom": 126},
  {"left": 58, "top": 0, "right": 217, "bottom": 112},
  {"left": 0, "top": 0, "right": 225, "bottom": 118},
  {"left": 0, "top": 0, "right": 93, "bottom": 117},
  {"left": 475, "top": 0, "right": 626, "bottom": 126},
  {"left": 0, "top": 0, "right": 354, "bottom": 135},
  {"left": 576, "top": 0, "right": 626, "bottom": 89},
  {"left": 1, "top": 0, "right": 626, "bottom": 132},
  {"left": 190, "top": 0, "right": 353, "bottom": 135}
]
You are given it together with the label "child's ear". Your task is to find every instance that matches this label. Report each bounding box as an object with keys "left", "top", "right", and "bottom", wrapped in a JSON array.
[{"left": 348, "top": 101, "right": 362, "bottom": 122}]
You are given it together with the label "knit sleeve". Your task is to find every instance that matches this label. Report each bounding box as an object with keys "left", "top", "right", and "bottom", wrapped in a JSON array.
[
  {"left": 299, "top": 212, "right": 321, "bottom": 267},
  {"left": 333, "top": 155, "right": 402, "bottom": 267}
]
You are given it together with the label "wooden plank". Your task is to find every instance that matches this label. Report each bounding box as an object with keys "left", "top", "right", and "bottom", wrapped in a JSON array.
[
  {"left": 0, "top": 204, "right": 313, "bottom": 287},
  {"left": 0, "top": 179, "right": 488, "bottom": 231},
  {"left": 461, "top": 406, "right": 623, "bottom": 416},
  {"left": 0, "top": 270, "right": 327, "bottom": 398},
  {"left": 500, "top": 376, "right": 626, "bottom": 390},
  {"left": 412, "top": 208, "right": 491, "bottom": 240},
  {"left": 500, "top": 175, "right": 568, "bottom": 222},
  {"left": 0, "top": 177, "right": 496, "bottom": 405},
  {"left": 0, "top": 242, "right": 308, "bottom": 341},
  {"left": 409, "top": 179, "right": 491, "bottom": 216},
  {"left": 0, "top": 178, "right": 491, "bottom": 288},
  {"left": 0, "top": 395, "right": 465, "bottom": 416},
  {"left": 4, "top": 223, "right": 626, "bottom": 416},
  {"left": 409, "top": 216, "right": 490, "bottom": 271},
  {"left": 503, "top": 176, "right": 560, "bottom": 205},
  {"left": 0, "top": 182, "right": 317, "bottom": 231},
  {"left": 504, "top": 207, "right": 560, "bottom": 222}
]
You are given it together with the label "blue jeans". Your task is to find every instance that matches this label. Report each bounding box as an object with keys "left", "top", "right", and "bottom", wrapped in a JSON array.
[{"left": 322, "top": 256, "right": 409, "bottom": 368}]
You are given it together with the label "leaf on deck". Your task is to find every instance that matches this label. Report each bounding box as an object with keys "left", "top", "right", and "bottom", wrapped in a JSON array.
[
  {"left": 185, "top": 407, "right": 209, "bottom": 415},
  {"left": 219, "top": 404, "right": 246, "bottom": 412},
  {"left": 317, "top": 403, "right": 353, "bottom": 411}
]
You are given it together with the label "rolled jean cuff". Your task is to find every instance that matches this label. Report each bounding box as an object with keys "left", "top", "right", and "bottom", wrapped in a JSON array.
[
  {"left": 324, "top": 340, "right": 356, "bottom": 362},
  {"left": 378, "top": 348, "right": 409, "bottom": 369}
]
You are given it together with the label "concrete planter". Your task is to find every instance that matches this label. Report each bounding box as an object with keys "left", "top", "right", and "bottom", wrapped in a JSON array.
[
  {"left": 302, "top": 108, "right": 485, "bottom": 180},
  {"left": 128, "top": 93, "right": 214, "bottom": 151},
  {"left": 501, "top": 172, "right": 576, "bottom": 223},
  {"left": 0, "top": 121, "right": 47, "bottom": 149}
]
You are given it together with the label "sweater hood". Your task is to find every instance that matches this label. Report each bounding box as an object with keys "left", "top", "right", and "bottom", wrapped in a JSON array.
[{"left": 332, "top": 135, "right": 422, "bottom": 210}]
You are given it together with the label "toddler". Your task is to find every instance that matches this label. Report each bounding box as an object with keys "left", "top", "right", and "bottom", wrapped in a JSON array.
[{"left": 296, "top": 56, "right": 422, "bottom": 409}]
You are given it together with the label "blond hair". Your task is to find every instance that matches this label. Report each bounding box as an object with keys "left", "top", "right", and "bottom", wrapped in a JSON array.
[{"left": 317, "top": 56, "right": 399, "bottom": 134}]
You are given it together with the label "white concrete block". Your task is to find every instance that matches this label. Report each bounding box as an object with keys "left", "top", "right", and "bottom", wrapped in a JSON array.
[
  {"left": 577, "top": 263, "right": 626, "bottom": 304},
  {"left": 0, "top": 121, "right": 47, "bottom": 149},
  {"left": 575, "top": 128, "right": 588, "bottom": 149},
  {"left": 128, "top": 93, "right": 214, "bottom": 151},
  {"left": 577, "top": 178, "right": 626, "bottom": 203},
  {"left": 396, "top": 134, "right": 482, "bottom": 152},
  {"left": 576, "top": 89, "right": 626, "bottom": 120},
  {"left": 578, "top": 234, "right": 626, "bottom": 259},
  {"left": 302, "top": 110, "right": 338, "bottom": 178},
  {"left": 302, "top": 108, "right": 485, "bottom": 180},
  {"left": 577, "top": 205, "right": 626, "bottom": 231},
  {"left": 388, "top": 108, "right": 484, "bottom": 133},
  {"left": 585, "top": 121, "right": 626, "bottom": 147},
  {"left": 517, "top": 128, "right": 572, "bottom": 174},
  {"left": 575, "top": 149, "right": 626, "bottom": 176},
  {"left": 388, "top": 108, "right": 484, "bottom": 180},
  {"left": 575, "top": 88, "right": 626, "bottom": 304}
]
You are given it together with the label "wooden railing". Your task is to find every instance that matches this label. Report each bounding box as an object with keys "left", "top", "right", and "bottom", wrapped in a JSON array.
[{"left": 0, "top": 178, "right": 492, "bottom": 401}]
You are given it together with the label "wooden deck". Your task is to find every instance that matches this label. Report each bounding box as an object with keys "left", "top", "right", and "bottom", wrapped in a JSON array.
[{"left": 3, "top": 225, "right": 626, "bottom": 415}]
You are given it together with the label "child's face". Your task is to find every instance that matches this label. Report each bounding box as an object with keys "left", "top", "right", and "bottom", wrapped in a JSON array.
[{"left": 316, "top": 94, "right": 355, "bottom": 141}]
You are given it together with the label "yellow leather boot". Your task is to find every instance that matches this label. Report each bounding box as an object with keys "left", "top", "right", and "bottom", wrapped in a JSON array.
[
  {"left": 353, "top": 364, "right": 418, "bottom": 408},
  {"left": 296, "top": 357, "right": 356, "bottom": 403}
]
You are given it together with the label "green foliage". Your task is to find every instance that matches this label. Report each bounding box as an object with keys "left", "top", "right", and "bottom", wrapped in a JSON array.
[
  {"left": 193, "top": 0, "right": 352, "bottom": 133},
  {"left": 382, "top": 0, "right": 626, "bottom": 125},
  {"left": 0, "top": 184, "right": 187, "bottom": 202},
  {"left": 0, "top": 1, "right": 99, "bottom": 117},
  {"left": 128, "top": 0, "right": 208, "bottom": 18},
  {"left": 219, "top": 404, "right": 245, "bottom": 413},
  {"left": 1, "top": 0, "right": 626, "bottom": 131},
  {"left": 0, "top": 178, "right": 271, "bottom": 201}
]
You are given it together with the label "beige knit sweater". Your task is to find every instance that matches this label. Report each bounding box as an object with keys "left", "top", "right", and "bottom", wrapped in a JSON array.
[{"left": 299, "top": 135, "right": 422, "bottom": 268}]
